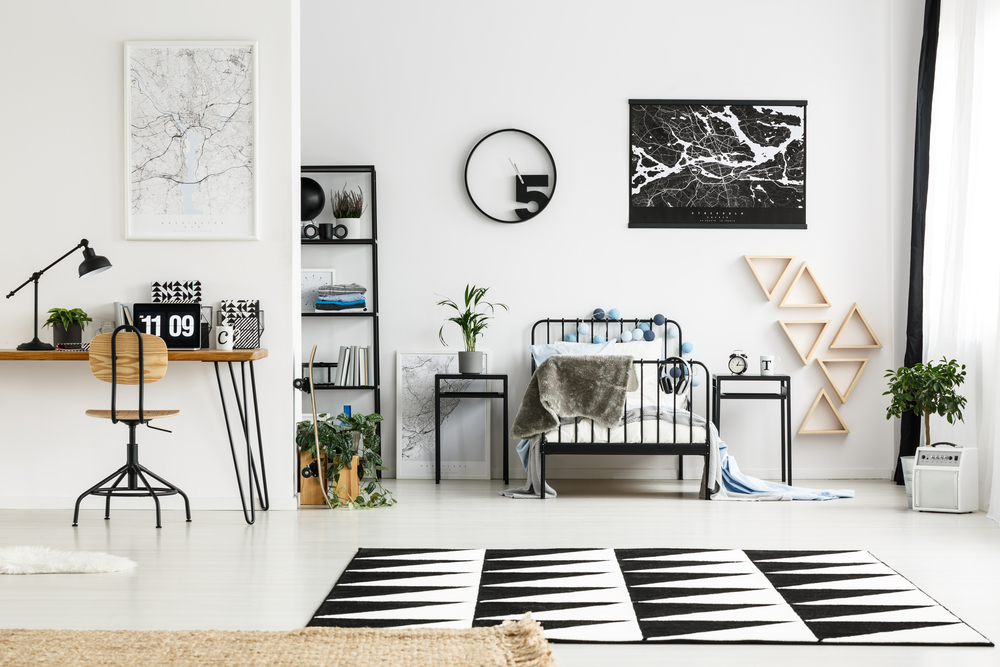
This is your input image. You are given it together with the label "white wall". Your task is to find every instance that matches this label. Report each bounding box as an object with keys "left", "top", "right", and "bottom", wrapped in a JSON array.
[
  {"left": 0, "top": 1, "right": 300, "bottom": 509},
  {"left": 301, "top": 0, "right": 925, "bottom": 481}
]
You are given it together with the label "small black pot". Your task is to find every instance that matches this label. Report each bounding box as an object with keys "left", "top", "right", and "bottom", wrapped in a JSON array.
[{"left": 52, "top": 322, "right": 82, "bottom": 346}]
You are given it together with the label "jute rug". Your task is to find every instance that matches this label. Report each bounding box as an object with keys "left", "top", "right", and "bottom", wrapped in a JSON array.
[
  {"left": 309, "top": 547, "right": 993, "bottom": 646},
  {"left": 0, "top": 614, "right": 554, "bottom": 667}
]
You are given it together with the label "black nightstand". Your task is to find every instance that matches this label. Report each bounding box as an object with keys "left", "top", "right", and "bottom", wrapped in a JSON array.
[
  {"left": 712, "top": 374, "right": 793, "bottom": 485},
  {"left": 434, "top": 374, "right": 509, "bottom": 485}
]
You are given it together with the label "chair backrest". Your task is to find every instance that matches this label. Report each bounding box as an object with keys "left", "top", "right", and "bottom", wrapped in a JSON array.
[{"left": 90, "top": 330, "right": 168, "bottom": 385}]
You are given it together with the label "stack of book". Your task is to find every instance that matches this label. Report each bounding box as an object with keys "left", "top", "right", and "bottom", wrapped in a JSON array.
[{"left": 333, "top": 345, "right": 373, "bottom": 386}]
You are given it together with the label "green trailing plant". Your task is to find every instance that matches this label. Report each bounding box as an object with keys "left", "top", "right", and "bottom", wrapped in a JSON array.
[
  {"left": 884, "top": 357, "right": 967, "bottom": 445},
  {"left": 42, "top": 307, "right": 92, "bottom": 331},
  {"left": 295, "top": 412, "right": 394, "bottom": 509},
  {"left": 330, "top": 184, "right": 365, "bottom": 218},
  {"left": 437, "top": 284, "right": 507, "bottom": 352}
]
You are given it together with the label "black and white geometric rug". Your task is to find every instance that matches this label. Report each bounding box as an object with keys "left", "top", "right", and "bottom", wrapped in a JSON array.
[{"left": 308, "top": 548, "right": 992, "bottom": 646}]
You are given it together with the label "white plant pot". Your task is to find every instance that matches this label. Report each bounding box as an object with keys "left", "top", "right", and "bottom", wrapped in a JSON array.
[
  {"left": 336, "top": 217, "right": 361, "bottom": 239},
  {"left": 900, "top": 456, "right": 915, "bottom": 509}
]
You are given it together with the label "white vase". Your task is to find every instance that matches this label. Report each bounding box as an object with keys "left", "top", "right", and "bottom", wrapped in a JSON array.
[
  {"left": 335, "top": 217, "right": 360, "bottom": 239},
  {"left": 900, "top": 456, "right": 915, "bottom": 509}
]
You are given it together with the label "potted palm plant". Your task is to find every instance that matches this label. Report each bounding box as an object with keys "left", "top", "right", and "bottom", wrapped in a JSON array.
[
  {"left": 438, "top": 284, "right": 507, "bottom": 374},
  {"left": 330, "top": 184, "right": 365, "bottom": 239},
  {"left": 295, "top": 412, "right": 394, "bottom": 509},
  {"left": 884, "top": 357, "right": 967, "bottom": 507},
  {"left": 43, "top": 307, "right": 92, "bottom": 346}
]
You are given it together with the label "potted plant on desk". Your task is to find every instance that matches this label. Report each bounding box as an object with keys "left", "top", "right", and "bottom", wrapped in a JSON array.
[
  {"left": 295, "top": 412, "right": 395, "bottom": 509},
  {"left": 43, "top": 307, "right": 92, "bottom": 346},
  {"left": 438, "top": 284, "right": 507, "bottom": 374},
  {"left": 884, "top": 357, "right": 967, "bottom": 507}
]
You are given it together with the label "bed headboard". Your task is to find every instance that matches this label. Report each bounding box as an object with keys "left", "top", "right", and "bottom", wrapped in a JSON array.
[
  {"left": 529, "top": 316, "right": 710, "bottom": 420},
  {"left": 530, "top": 316, "right": 682, "bottom": 371}
]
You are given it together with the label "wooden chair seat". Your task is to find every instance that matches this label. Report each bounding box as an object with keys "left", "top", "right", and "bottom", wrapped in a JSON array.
[{"left": 85, "top": 409, "right": 179, "bottom": 421}]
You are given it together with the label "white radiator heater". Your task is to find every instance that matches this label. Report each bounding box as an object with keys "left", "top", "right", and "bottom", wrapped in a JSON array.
[{"left": 913, "top": 445, "right": 979, "bottom": 513}]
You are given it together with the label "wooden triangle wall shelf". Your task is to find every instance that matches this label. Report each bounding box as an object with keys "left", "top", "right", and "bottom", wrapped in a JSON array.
[
  {"left": 744, "top": 255, "right": 797, "bottom": 301},
  {"left": 830, "top": 302, "right": 883, "bottom": 349},
  {"left": 817, "top": 358, "right": 869, "bottom": 403},
  {"left": 778, "top": 320, "right": 831, "bottom": 365},
  {"left": 779, "top": 262, "right": 831, "bottom": 308},
  {"left": 799, "top": 388, "right": 850, "bottom": 434}
]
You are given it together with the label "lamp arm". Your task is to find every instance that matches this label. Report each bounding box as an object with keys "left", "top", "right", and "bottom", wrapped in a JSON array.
[{"left": 5, "top": 239, "right": 88, "bottom": 299}]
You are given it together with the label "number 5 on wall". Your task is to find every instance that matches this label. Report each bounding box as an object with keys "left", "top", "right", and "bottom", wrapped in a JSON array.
[{"left": 515, "top": 175, "right": 550, "bottom": 221}]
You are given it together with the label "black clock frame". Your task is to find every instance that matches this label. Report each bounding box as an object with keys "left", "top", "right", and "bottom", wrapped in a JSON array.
[{"left": 464, "top": 128, "right": 557, "bottom": 224}]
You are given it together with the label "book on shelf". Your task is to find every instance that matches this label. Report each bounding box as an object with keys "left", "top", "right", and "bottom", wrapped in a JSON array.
[{"left": 330, "top": 344, "right": 373, "bottom": 387}]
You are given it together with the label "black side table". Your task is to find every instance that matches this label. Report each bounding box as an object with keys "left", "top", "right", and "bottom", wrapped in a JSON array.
[
  {"left": 434, "top": 373, "right": 509, "bottom": 485},
  {"left": 712, "top": 374, "right": 793, "bottom": 485}
]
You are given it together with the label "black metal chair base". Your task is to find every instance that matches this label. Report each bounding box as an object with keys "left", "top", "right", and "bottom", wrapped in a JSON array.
[{"left": 72, "top": 424, "right": 192, "bottom": 529}]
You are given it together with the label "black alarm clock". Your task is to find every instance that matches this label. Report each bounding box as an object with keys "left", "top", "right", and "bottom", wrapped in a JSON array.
[
  {"left": 132, "top": 303, "right": 202, "bottom": 350},
  {"left": 728, "top": 350, "right": 748, "bottom": 375}
]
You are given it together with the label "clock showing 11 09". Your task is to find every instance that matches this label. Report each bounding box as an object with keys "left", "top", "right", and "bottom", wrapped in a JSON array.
[{"left": 464, "top": 128, "right": 557, "bottom": 223}]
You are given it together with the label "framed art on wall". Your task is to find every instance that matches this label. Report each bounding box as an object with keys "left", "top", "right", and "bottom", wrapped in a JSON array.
[
  {"left": 629, "top": 99, "right": 807, "bottom": 230},
  {"left": 396, "top": 351, "right": 490, "bottom": 480},
  {"left": 125, "top": 41, "right": 259, "bottom": 240}
]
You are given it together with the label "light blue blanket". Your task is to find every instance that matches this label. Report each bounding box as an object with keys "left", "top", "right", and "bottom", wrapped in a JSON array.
[{"left": 514, "top": 430, "right": 854, "bottom": 501}]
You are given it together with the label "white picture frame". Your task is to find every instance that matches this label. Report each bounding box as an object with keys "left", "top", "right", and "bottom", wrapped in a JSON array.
[
  {"left": 301, "top": 269, "right": 335, "bottom": 313},
  {"left": 125, "top": 41, "right": 259, "bottom": 241},
  {"left": 396, "top": 351, "right": 490, "bottom": 480}
]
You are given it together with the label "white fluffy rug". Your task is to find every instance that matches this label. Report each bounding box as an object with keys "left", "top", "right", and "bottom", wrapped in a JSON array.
[{"left": 0, "top": 545, "right": 137, "bottom": 574}]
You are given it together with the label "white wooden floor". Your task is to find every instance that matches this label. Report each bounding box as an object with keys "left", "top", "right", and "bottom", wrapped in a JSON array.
[{"left": 1, "top": 478, "right": 997, "bottom": 666}]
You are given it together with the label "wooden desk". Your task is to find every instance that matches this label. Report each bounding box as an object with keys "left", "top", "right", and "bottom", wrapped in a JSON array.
[{"left": 0, "top": 348, "right": 270, "bottom": 524}]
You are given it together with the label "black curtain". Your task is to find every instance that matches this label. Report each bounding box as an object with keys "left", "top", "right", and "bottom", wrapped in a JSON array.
[{"left": 896, "top": 0, "right": 941, "bottom": 484}]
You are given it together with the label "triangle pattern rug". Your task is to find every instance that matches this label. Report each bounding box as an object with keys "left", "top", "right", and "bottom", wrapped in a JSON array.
[{"left": 307, "top": 548, "right": 992, "bottom": 646}]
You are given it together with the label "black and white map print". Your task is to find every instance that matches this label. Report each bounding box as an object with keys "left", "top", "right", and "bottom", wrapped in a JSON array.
[
  {"left": 309, "top": 548, "right": 992, "bottom": 646},
  {"left": 396, "top": 352, "right": 489, "bottom": 480},
  {"left": 629, "top": 101, "right": 806, "bottom": 229},
  {"left": 127, "top": 43, "right": 255, "bottom": 239}
]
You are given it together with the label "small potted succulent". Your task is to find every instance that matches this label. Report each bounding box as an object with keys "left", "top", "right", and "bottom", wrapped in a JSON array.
[
  {"left": 438, "top": 284, "right": 507, "bottom": 374},
  {"left": 884, "top": 357, "right": 967, "bottom": 507},
  {"left": 330, "top": 183, "right": 365, "bottom": 238},
  {"left": 43, "top": 307, "right": 92, "bottom": 346}
]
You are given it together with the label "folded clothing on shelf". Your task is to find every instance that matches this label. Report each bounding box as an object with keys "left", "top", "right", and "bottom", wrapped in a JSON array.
[{"left": 316, "top": 283, "right": 367, "bottom": 312}]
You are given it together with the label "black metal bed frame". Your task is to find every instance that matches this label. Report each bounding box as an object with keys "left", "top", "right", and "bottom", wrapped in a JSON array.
[{"left": 530, "top": 317, "right": 713, "bottom": 499}]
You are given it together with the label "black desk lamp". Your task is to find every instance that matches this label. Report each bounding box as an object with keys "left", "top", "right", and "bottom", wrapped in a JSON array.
[{"left": 5, "top": 239, "right": 112, "bottom": 351}]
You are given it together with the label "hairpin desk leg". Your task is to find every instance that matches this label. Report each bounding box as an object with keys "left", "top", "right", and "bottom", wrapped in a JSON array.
[
  {"left": 214, "top": 361, "right": 258, "bottom": 525},
  {"left": 227, "top": 362, "right": 269, "bottom": 510}
]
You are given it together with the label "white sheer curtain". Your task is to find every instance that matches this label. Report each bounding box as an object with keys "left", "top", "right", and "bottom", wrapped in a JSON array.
[{"left": 924, "top": 0, "right": 1000, "bottom": 521}]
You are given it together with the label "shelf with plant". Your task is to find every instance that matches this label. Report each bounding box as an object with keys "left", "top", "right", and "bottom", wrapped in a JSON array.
[{"left": 295, "top": 411, "right": 394, "bottom": 509}]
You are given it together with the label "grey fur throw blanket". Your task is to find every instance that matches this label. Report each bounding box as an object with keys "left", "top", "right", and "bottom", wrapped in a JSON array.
[{"left": 503, "top": 355, "right": 637, "bottom": 499}]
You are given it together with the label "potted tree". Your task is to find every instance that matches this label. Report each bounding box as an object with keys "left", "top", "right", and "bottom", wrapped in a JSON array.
[
  {"left": 43, "top": 307, "right": 92, "bottom": 346},
  {"left": 438, "top": 284, "right": 507, "bottom": 374},
  {"left": 884, "top": 357, "right": 967, "bottom": 507},
  {"left": 295, "top": 411, "right": 395, "bottom": 509},
  {"left": 330, "top": 183, "right": 365, "bottom": 239}
]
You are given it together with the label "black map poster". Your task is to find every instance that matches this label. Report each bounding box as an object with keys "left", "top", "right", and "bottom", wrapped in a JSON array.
[{"left": 629, "top": 100, "right": 806, "bottom": 229}]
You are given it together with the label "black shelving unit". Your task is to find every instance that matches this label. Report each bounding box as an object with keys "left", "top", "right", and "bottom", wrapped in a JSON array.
[{"left": 300, "top": 165, "right": 380, "bottom": 420}]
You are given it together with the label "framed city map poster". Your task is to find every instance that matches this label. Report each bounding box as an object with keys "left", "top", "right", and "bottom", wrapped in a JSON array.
[
  {"left": 125, "top": 42, "right": 258, "bottom": 240},
  {"left": 396, "top": 351, "right": 491, "bottom": 480},
  {"left": 629, "top": 100, "right": 807, "bottom": 230}
]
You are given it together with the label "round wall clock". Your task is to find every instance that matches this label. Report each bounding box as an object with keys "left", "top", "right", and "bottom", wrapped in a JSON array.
[{"left": 465, "top": 128, "right": 557, "bottom": 223}]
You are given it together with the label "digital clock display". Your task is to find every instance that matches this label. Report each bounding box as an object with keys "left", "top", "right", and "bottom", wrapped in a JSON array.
[{"left": 131, "top": 303, "right": 202, "bottom": 349}]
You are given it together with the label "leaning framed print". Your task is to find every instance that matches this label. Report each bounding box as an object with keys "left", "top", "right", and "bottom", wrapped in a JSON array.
[
  {"left": 125, "top": 41, "right": 259, "bottom": 240},
  {"left": 629, "top": 99, "right": 807, "bottom": 230},
  {"left": 396, "top": 351, "right": 490, "bottom": 480}
]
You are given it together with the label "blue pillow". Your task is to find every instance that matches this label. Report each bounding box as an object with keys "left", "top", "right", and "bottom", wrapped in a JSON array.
[{"left": 530, "top": 341, "right": 618, "bottom": 367}]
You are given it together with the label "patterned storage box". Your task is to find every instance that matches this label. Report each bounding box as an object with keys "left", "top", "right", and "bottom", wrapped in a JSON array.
[{"left": 220, "top": 300, "right": 262, "bottom": 349}]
